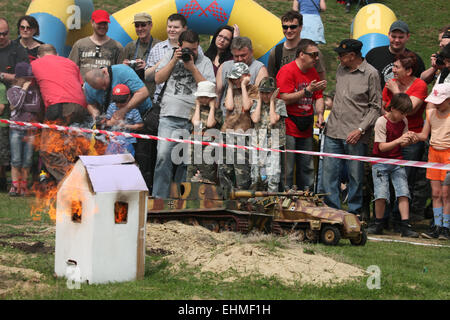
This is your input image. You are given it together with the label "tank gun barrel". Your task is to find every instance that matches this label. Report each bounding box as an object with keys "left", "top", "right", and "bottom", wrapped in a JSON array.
[{"left": 229, "top": 190, "right": 317, "bottom": 199}]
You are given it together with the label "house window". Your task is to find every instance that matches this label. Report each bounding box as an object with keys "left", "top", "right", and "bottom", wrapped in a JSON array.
[
  {"left": 71, "top": 200, "right": 82, "bottom": 223},
  {"left": 114, "top": 202, "right": 128, "bottom": 224}
]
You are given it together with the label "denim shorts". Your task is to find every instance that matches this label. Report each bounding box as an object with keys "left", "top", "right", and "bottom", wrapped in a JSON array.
[
  {"left": 372, "top": 163, "right": 410, "bottom": 202},
  {"left": 9, "top": 129, "right": 35, "bottom": 168}
]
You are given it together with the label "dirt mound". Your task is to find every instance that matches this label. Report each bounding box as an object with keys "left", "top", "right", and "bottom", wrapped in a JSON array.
[{"left": 146, "top": 221, "right": 365, "bottom": 286}]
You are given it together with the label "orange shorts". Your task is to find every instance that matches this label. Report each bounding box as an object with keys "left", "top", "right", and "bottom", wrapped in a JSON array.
[{"left": 426, "top": 146, "right": 450, "bottom": 182}]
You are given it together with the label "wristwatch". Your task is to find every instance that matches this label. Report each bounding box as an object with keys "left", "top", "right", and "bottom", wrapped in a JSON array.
[
  {"left": 358, "top": 127, "right": 365, "bottom": 135},
  {"left": 303, "top": 88, "right": 313, "bottom": 98},
  {"left": 0, "top": 73, "right": 4, "bottom": 81}
]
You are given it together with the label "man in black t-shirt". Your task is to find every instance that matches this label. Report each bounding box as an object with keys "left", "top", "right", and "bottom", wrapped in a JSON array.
[{"left": 365, "top": 20, "right": 425, "bottom": 89}]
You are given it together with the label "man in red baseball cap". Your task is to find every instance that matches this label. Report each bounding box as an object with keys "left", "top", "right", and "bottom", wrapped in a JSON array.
[{"left": 68, "top": 9, "right": 123, "bottom": 79}]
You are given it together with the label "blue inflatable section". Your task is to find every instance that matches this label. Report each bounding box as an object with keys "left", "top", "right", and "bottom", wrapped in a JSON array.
[
  {"left": 107, "top": 15, "right": 133, "bottom": 48},
  {"left": 358, "top": 33, "right": 389, "bottom": 57},
  {"left": 175, "top": 0, "right": 235, "bottom": 35},
  {"left": 30, "top": 12, "right": 67, "bottom": 56}
]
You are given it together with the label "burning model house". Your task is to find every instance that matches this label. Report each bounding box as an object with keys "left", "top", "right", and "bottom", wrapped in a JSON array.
[{"left": 54, "top": 154, "right": 148, "bottom": 285}]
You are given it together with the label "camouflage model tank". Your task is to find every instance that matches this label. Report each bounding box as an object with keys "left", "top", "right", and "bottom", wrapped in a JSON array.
[{"left": 148, "top": 182, "right": 367, "bottom": 246}]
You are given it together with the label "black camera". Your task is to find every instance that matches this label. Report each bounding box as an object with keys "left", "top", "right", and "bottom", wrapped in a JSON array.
[
  {"left": 129, "top": 60, "right": 137, "bottom": 68},
  {"left": 181, "top": 48, "right": 194, "bottom": 62},
  {"left": 435, "top": 53, "right": 445, "bottom": 66}
]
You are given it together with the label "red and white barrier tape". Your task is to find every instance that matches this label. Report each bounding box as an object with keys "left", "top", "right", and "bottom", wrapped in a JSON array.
[{"left": 1, "top": 119, "right": 449, "bottom": 171}]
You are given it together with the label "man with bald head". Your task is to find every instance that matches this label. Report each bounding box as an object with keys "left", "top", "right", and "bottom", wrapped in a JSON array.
[
  {"left": 84, "top": 64, "right": 151, "bottom": 120},
  {"left": 31, "top": 44, "right": 93, "bottom": 181}
]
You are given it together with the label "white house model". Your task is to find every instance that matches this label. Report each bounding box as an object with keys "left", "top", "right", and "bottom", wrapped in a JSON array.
[{"left": 54, "top": 154, "right": 148, "bottom": 285}]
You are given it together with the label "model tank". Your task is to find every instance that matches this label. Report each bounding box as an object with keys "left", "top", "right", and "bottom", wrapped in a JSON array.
[{"left": 148, "top": 182, "right": 367, "bottom": 246}]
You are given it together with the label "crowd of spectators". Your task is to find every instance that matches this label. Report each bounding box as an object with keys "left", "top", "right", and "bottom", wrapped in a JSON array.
[{"left": 0, "top": 9, "right": 449, "bottom": 240}]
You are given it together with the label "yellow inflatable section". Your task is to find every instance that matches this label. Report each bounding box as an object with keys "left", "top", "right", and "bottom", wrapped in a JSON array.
[
  {"left": 27, "top": 0, "right": 285, "bottom": 64},
  {"left": 350, "top": 3, "right": 397, "bottom": 56}
]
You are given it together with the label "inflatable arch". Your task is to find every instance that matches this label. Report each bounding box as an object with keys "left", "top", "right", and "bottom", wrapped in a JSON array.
[
  {"left": 26, "top": 0, "right": 285, "bottom": 65},
  {"left": 350, "top": 3, "right": 397, "bottom": 57}
]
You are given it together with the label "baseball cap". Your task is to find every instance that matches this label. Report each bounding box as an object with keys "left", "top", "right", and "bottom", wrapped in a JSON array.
[
  {"left": 134, "top": 12, "right": 152, "bottom": 23},
  {"left": 194, "top": 81, "right": 217, "bottom": 98},
  {"left": 334, "top": 39, "right": 363, "bottom": 54},
  {"left": 112, "top": 84, "right": 131, "bottom": 103},
  {"left": 389, "top": 20, "right": 409, "bottom": 34},
  {"left": 15, "top": 62, "right": 33, "bottom": 78},
  {"left": 92, "top": 10, "right": 110, "bottom": 24},
  {"left": 227, "top": 62, "right": 250, "bottom": 79},
  {"left": 425, "top": 83, "right": 450, "bottom": 105},
  {"left": 258, "top": 77, "right": 276, "bottom": 92}
]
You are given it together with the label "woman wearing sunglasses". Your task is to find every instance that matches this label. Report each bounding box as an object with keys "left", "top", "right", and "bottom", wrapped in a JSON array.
[
  {"left": 292, "top": 0, "right": 326, "bottom": 44},
  {"left": 14, "top": 16, "right": 44, "bottom": 62}
]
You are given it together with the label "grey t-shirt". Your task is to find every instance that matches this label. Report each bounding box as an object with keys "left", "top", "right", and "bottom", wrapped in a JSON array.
[
  {"left": 156, "top": 50, "right": 215, "bottom": 119},
  {"left": 68, "top": 37, "right": 123, "bottom": 79}
]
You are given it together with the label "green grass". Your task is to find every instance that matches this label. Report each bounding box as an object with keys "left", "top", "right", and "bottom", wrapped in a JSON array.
[{"left": 1, "top": 194, "right": 449, "bottom": 300}]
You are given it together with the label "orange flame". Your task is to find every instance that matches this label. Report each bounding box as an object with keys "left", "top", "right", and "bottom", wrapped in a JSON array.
[
  {"left": 30, "top": 126, "right": 107, "bottom": 221},
  {"left": 114, "top": 202, "right": 128, "bottom": 224}
]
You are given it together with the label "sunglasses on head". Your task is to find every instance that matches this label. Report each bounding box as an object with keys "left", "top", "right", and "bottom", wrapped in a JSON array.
[
  {"left": 0, "top": 30, "right": 8, "bottom": 37},
  {"left": 134, "top": 22, "right": 148, "bottom": 28},
  {"left": 282, "top": 24, "right": 299, "bottom": 30}
]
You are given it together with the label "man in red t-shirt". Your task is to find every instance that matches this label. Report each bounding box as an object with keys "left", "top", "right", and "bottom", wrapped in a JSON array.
[
  {"left": 31, "top": 44, "right": 96, "bottom": 181},
  {"left": 277, "top": 39, "right": 326, "bottom": 190}
]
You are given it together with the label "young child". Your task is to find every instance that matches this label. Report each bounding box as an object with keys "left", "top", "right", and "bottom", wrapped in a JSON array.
[
  {"left": 6, "top": 62, "right": 43, "bottom": 196},
  {"left": 369, "top": 93, "right": 419, "bottom": 237},
  {"left": 187, "top": 80, "right": 222, "bottom": 183},
  {"left": 417, "top": 83, "right": 450, "bottom": 240},
  {"left": 218, "top": 62, "right": 259, "bottom": 193},
  {"left": 105, "top": 84, "right": 143, "bottom": 156},
  {"left": 250, "top": 77, "right": 287, "bottom": 192}
]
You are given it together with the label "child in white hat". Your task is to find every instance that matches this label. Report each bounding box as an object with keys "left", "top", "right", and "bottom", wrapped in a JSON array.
[{"left": 188, "top": 81, "right": 222, "bottom": 183}]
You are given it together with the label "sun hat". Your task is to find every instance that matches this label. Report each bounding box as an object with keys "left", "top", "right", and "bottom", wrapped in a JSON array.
[{"left": 194, "top": 81, "right": 217, "bottom": 98}]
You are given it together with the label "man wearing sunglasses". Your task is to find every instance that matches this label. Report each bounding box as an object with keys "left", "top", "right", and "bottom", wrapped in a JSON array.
[
  {"left": 267, "top": 10, "right": 325, "bottom": 81},
  {"left": 69, "top": 10, "right": 123, "bottom": 80},
  {"left": 277, "top": 39, "right": 327, "bottom": 191},
  {"left": 122, "top": 13, "right": 160, "bottom": 90},
  {"left": 0, "top": 17, "right": 29, "bottom": 191},
  {"left": 322, "top": 39, "right": 381, "bottom": 218}
]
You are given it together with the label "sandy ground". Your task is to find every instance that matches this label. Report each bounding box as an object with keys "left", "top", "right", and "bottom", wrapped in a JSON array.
[{"left": 146, "top": 221, "right": 365, "bottom": 286}]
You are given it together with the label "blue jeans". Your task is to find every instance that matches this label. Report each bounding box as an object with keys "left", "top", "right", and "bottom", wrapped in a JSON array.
[
  {"left": 10, "top": 129, "right": 35, "bottom": 168},
  {"left": 283, "top": 135, "right": 314, "bottom": 191},
  {"left": 322, "top": 136, "right": 367, "bottom": 215},
  {"left": 152, "top": 116, "right": 191, "bottom": 198},
  {"left": 372, "top": 164, "right": 410, "bottom": 201}
]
